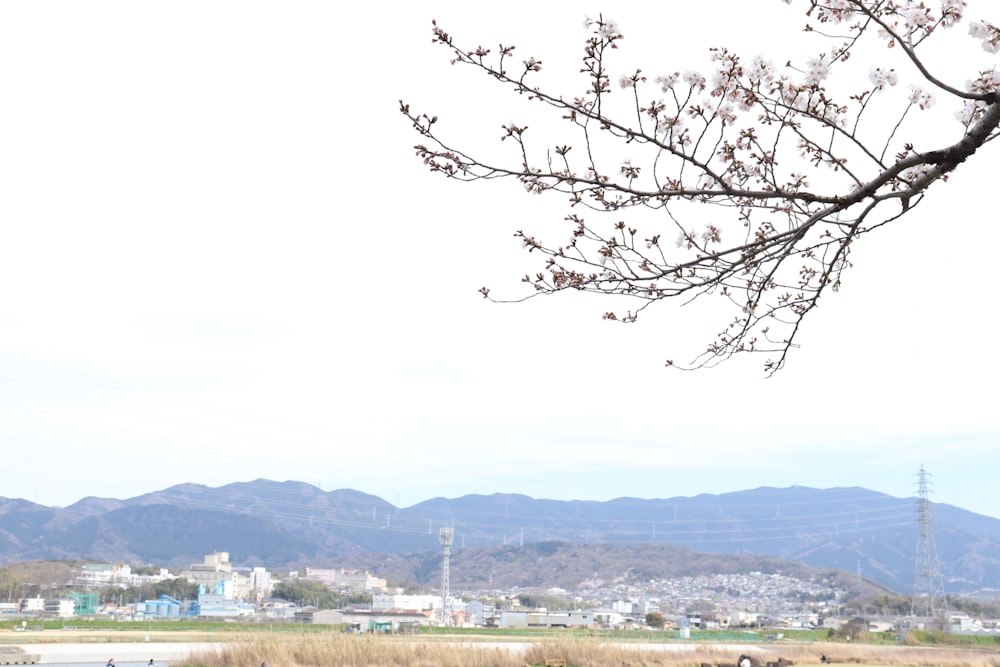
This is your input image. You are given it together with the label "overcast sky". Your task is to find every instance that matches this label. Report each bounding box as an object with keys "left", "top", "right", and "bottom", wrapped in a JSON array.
[{"left": 1, "top": 1, "right": 997, "bottom": 521}]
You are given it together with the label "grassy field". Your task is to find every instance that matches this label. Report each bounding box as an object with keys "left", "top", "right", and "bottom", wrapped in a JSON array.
[{"left": 0, "top": 619, "right": 337, "bottom": 643}]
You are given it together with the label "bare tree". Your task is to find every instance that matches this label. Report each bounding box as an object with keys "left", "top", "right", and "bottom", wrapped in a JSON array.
[{"left": 401, "top": 0, "right": 999, "bottom": 374}]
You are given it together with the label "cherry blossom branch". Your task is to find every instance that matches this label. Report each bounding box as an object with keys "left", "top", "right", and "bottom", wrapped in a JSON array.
[{"left": 402, "top": 2, "right": 1000, "bottom": 374}]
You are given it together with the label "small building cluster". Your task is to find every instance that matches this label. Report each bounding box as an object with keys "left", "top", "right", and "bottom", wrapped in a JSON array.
[{"left": 6, "top": 550, "right": 1000, "bottom": 637}]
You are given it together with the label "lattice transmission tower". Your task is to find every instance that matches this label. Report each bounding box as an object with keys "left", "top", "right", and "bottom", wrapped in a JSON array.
[
  {"left": 911, "top": 465, "right": 947, "bottom": 619},
  {"left": 439, "top": 526, "right": 453, "bottom": 626}
]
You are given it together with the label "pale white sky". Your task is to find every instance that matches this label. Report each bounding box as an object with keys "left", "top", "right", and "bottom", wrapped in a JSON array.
[{"left": 0, "top": 1, "right": 997, "bottom": 520}]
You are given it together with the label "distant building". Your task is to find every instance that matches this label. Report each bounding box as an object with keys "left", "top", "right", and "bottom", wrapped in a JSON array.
[
  {"left": 246, "top": 567, "right": 273, "bottom": 601},
  {"left": 134, "top": 568, "right": 178, "bottom": 587},
  {"left": 44, "top": 599, "right": 75, "bottom": 618},
  {"left": 75, "top": 563, "right": 177, "bottom": 590},
  {"left": 589, "top": 609, "right": 627, "bottom": 628},
  {"left": 372, "top": 594, "right": 440, "bottom": 612},
  {"left": 465, "top": 600, "right": 497, "bottom": 626},
  {"left": 304, "top": 568, "right": 386, "bottom": 592},
  {"left": 947, "top": 612, "right": 975, "bottom": 633},
  {"left": 500, "top": 610, "right": 595, "bottom": 629},
  {"left": 20, "top": 598, "right": 45, "bottom": 614},
  {"left": 295, "top": 609, "right": 430, "bottom": 631},
  {"left": 294, "top": 608, "right": 342, "bottom": 625},
  {"left": 258, "top": 598, "right": 297, "bottom": 620},
  {"left": 181, "top": 552, "right": 263, "bottom": 599},
  {"left": 198, "top": 592, "right": 253, "bottom": 618},
  {"left": 730, "top": 609, "right": 763, "bottom": 627},
  {"left": 75, "top": 563, "right": 133, "bottom": 588},
  {"left": 182, "top": 552, "right": 236, "bottom": 591},
  {"left": 304, "top": 568, "right": 338, "bottom": 586}
]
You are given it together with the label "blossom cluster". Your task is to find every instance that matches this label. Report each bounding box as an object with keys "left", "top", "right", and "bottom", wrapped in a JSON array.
[
  {"left": 908, "top": 86, "right": 936, "bottom": 109},
  {"left": 869, "top": 66, "right": 899, "bottom": 91},
  {"left": 782, "top": 0, "right": 968, "bottom": 44},
  {"left": 957, "top": 69, "right": 1000, "bottom": 125},
  {"left": 969, "top": 20, "right": 1000, "bottom": 52}
]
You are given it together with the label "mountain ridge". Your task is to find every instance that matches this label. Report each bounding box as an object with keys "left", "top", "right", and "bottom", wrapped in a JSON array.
[{"left": 2, "top": 480, "right": 998, "bottom": 594}]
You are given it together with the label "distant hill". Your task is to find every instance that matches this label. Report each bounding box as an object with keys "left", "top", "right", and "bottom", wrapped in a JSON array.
[
  {"left": 1, "top": 480, "right": 998, "bottom": 594},
  {"left": 330, "top": 540, "right": 867, "bottom": 594}
]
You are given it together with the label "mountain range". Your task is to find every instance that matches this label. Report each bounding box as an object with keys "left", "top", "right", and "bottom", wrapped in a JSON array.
[{"left": 1, "top": 480, "right": 998, "bottom": 595}]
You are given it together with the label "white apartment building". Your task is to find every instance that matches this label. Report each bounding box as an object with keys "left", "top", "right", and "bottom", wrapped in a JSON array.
[
  {"left": 304, "top": 568, "right": 386, "bottom": 592},
  {"left": 21, "top": 597, "right": 45, "bottom": 613},
  {"left": 246, "top": 567, "right": 273, "bottom": 601},
  {"left": 372, "top": 594, "right": 440, "bottom": 612},
  {"left": 44, "top": 599, "right": 75, "bottom": 618},
  {"left": 75, "top": 563, "right": 177, "bottom": 589},
  {"left": 75, "top": 563, "right": 133, "bottom": 588}
]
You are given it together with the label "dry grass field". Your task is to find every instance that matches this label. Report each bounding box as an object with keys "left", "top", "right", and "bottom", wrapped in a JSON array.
[{"left": 183, "top": 635, "right": 1000, "bottom": 667}]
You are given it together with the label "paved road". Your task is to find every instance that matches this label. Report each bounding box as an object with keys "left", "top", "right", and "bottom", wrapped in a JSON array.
[{"left": 4, "top": 643, "right": 221, "bottom": 665}]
